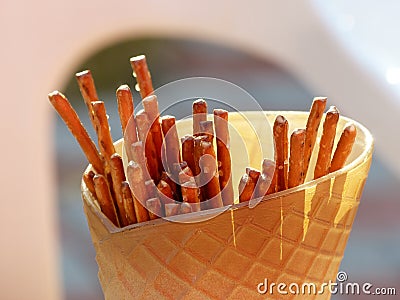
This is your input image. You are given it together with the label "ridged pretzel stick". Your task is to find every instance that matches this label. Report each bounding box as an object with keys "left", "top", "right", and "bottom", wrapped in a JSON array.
[
  {"left": 48, "top": 91, "right": 104, "bottom": 174},
  {"left": 116, "top": 85, "right": 138, "bottom": 160},
  {"left": 329, "top": 124, "right": 357, "bottom": 173},
  {"left": 75, "top": 70, "right": 99, "bottom": 130},
  {"left": 161, "top": 115, "right": 181, "bottom": 173},
  {"left": 314, "top": 106, "right": 340, "bottom": 179},
  {"left": 181, "top": 135, "right": 196, "bottom": 175},
  {"left": 303, "top": 97, "right": 327, "bottom": 182},
  {"left": 109, "top": 154, "right": 129, "bottom": 227},
  {"left": 126, "top": 161, "right": 150, "bottom": 223},
  {"left": 135, "top": 111, "right": 160, "bottom": 182},
  {"left": 83, "top": 170, "right": 96, "bottom": 197},
  {"left": 142, "top": 95, "right": 164, "bottom": 174},
  {"left": 121, "top": 181, "right": 137, "bottom": 225},
  {"left": 93, "top": 174, "right": 120, "bottom": 227},
  {"left": 288, "top": 129, "right": 306, "bottom": 188},
  {"left": 273, "top": 115, "right": 289, "bottom": 191},
  {"left": 255, "top": 159, "right": 276, "bottom": 198},
  {"left": 130, "top": 55, "right": 154, "bottom": 99},
  {"left": 213, "top": 109, "right": 234, "bottom": 205},
  {"left": 146, "top": 198, "right": 162, "bottom": 220},
  {"left": 193, "top": 99, "right": 207, "bottom": 135}
]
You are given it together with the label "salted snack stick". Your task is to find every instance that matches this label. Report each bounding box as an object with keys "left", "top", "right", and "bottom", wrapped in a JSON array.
[
  {"left": 93, "top": 174, "right": 120, "bottom": 227},
  {"left": 193, "top": 99, "right": 207, "bottom": 135},
  {"left": 255, "top": 159, "right": 276, "bottom": 198},
  {"left": 181, "top": 135, "right": 196, "bottom": 175},
  {"left": 161, "top": 115, "right": 181, "bottom": 173},
  {"left": 273, "top": 115, "right": 289, "bottom": 191},
  {"left": 146, "top": 198, "right": 162, "bottom": 220},
  {"left": 178, "top": 166, "right": 201, "bottom": 212},
  {"left": 135, "top": 111, "right": 160, "bottom": 182},
  {"left": 109, "top": 154, "right": 129, "bottom": 227},
  {"left": 239, "top": 174, "right": 255, "bottom": 202},
  {"left": 92, "top": 101, "right": 116, "bottom": 163},
  {"left": 116, "top": 85, "right": 137, "bottom": 160},
  {"left": 121, "top": 181, "right": 137, "bottom": 225},
  {"left": 157, "top": 179, "right": 175, "bottom": 207},
  {"left": 48, "top": 91, "right": 104, "bottom": 174},
  {"left": 288, "top": 129, "right": 306, "bottom": 188},
  {"left": 303, "top": 97, "right": 327, "bottom": 182},
  {"left": 213, "top": 109, "right": 234, "bottom": 205},
  {"left": 130, "top": 55, "right": 154, "bottom": 98},
  {"left": 130, "top": 141, "right": 151, "bottom": 181},
  {"left": 75, "top": 70, "right": 99, "bottom": 130},
  {"left": 245, "top": 167, "right": 261, "bottom": 200},
  {"left": 329, "top": 123, "right": 357, "bottom": 172},
  {"left": 142, "top": 95, "right": 164, "bottom": 174},
  {"left": 160, "top": 171, "right": 178, "bottom": 200},
  {"left": 198, "top": 138, "right": 223, "bottom": 209},
  {"left": 199, "top": 120, "right": 214, "bottom": 141},
  {"left": 83, "top": 170, "right": 96, "bottom": 197},
  {"left": 126, "top": 161, "right": 150, "bottom": 223},
  {"left": 314, "top": 106, "right": 340, "bottom": 179}
]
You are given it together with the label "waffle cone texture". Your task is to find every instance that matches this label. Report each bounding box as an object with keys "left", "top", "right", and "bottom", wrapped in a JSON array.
[{"left": 82, "top": 111, "right": 373, "bottom": 299}]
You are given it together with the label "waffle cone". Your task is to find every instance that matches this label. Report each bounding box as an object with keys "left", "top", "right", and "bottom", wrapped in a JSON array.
[{"left": 82, "top": 111, "right": 373, "bottom": 299}]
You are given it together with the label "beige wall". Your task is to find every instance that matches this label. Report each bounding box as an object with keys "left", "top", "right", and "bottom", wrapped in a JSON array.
[{"left": 1, "top": 0, "right": 399, "bottom": 299}]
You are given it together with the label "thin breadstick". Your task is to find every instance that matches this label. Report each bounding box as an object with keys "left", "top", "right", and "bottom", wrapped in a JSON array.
[
  {"left": 135, "top": 111, "right": 160, "bottom": 182},
  {"left": 329, "top": 124, "right": 357, "bottom": 172},
  {"left": 142, "top": 95, "right": 164, "bottom": 174},
  {"left": 146, "top": 198, "right": 162, "bottom": 220},
  {"left": 181, "top": 135, "right": 196, "bottom": 175},
  {"left": 48, "top": 91, "right": 104, "bottom": 174},
  {"left": 288, "top": 129, "right": 306, "bottom": 188},
  {"left": 198, "top": 139, "right": 223, "bottom": 209},
  {"left": 193, "top": 99, "right": 207, "bottom": 135},
  {"left": 254, "top": 159, "right": 276, "bottom": 198},
  {"left": 92, "top": 101, "right": 116, "bottom": 162},
  {"left": 157, "top": 179, "right": 175, "bottom": 206},
  {"left": 116, "top": 85, "right": 137, "bottom": 160},
  {"left": 303, "top": 97, "right": 327, "bottom": 182},
  {"left": 83, "top": 170, "right": 96, "bottom": 197},
  {"left": 214, "top": 109, "right": 234, "bottom": 205},
  {"left": 93, "top": 174, "right": 119, "bottom": 227},
  {"left": 161, "top": 115, "right": 181, "bottom": 173},
  {"left": 273, "top": 115, "right": 289, "bottom": 191},
  {"left": 126, "top": 161, "right": 150, "bottom": 223},
  {"left": 109, "top": 153, "right": 129, "bottom": 227},
  {"left": 75, "top": 70, "right": 99, "bottom": 130},
  {"left": 180, "top": 202, "right": 193, "bottom": 214},
  {"left": 314, "top": 106, "right": 340, "bottom": 179},
  {"left": 121, "top": 181, "right": 137, "bottom": 225},
  {"left": 165, "top": 203, "right": 180, "bottom": 217},
  {"left": 130, "top": 55, "right": 154, "bottom": 99}
]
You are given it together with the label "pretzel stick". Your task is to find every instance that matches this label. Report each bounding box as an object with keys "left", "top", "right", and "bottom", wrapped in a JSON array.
[
  {"left": 130, "top": 141, "right": 151, "bottom": 181},
  {"left": 239, "top": 174, "right": 256, "bottom": 203},
  {"left": 181, "top": 135, "right": 196, "bottom": 175},
  {"left": 288, "top": 129, "right": 306, "bottom": 188},
  {"left": 303, "top": 97, "right": 327, "bottom": 182},
  {"left": 130, "top": 55, "right": 154, "bottom": 99},
  {"left": 83, "top": 170, "right": 96, "bottom": 196},
  {"left": 178, "top": 167, "right": 201, "bottom": 212},
  {"left": 165, "top": 203, "right": 180, "bottom": 217},
  {"left": 75, "top": 70, "right": 99, "bottom": 130},
  {"left": 161, "top": 115, "right": 181, "bottom": 173},
  {"left": 109, "top": 153, "right": 129, "bottom": 227},
  {"left": 121, "top": 181, "right": 137, "bottom": 225},
  {"left": 48, "top": 91, "right": 104, "bottom": 174},
  {"left": 92, "top": 101, "right": 116, "bottom": 163},
  {"left": 116, "top": 85, "right": 137, "bottom": 160},
  {"left": 180, "top": 202, "right": 193, "bottom": 214},
  {"left": 157, "top": 180, "right": 175, "bottom": 207},
  {"left": 193, "top": 99, "right": 207, "bottom": 135},
  {"left": 245, "top": 167, "right": 261, "bottom": 200},
  {"left": 199, "top": 120, "right": 214, "bottom": 141},
  {"left": 93, "top": 174, "right": 119, "bottom": 227},
  {"left": 126, "top": 161, "right": 150, "bottom": 223},
  {"left": 214, "top": 109, "right": 234, "bottom": 205},
  {"left": 329, "top": 124, "right": 357, "bottom": 172},
  {"left": 146, "top": 198, "right": 162, "bottom": 220},
  {"left": 142, "top": 95, "right": 164, "bottom": 173},
  {"left": 254, "top": 160, "right": 274, "bottom": 198},
  {"left": 135, "top": 111, "right": 160, "bottom": 181},
  {"left": 160, "top": 171, "right": 178, "bottom": 200},
  {"left": 314, "top": 106, "right": 340, "bottom": 179},
  {"left": 273, "top": 115, "right": 289, "bottom": 191},
  {"left": 145, "top": 179, "right": 157, "bottom": 199},
  {"left": 198, "top": 139, "right": 223, "bottom": 209}
]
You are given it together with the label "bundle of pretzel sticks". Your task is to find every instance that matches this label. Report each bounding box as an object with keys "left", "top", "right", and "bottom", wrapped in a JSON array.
[{"left": 49, "top": 55, "right": 357, "bottom": 228}]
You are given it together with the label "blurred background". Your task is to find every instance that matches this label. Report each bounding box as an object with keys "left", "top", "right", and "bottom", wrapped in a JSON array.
[{"left": 2, "top": 0, "right": 400, "bottom": 299}]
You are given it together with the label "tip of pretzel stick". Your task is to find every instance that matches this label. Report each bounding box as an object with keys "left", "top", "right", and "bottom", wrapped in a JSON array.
[
  {"left": 75, "top": 70, "right": 91, "bottom": 78},
  {"left": 213, "top": 108, "right": 228, "bottom": 117},
  {"left": 344, "top": 123, "right": 357, "bottom": 134},
  {"left": 327, "top": 105, "right": 339, "bottom": 114},
  {"left": 313, "top": 96, "right": 327, "bottom": 103},
  {"left": 275, "top": 115, "right": 287, "bottom": 124},
  {"left": 116, "top": 84, "right": 131, "bottom": 92},
  {"left": 142, "top": 94, "right": 157, "bottom": 104},
  {"left": 130, "top": 54, "right": 146, "bottom": 63},
  {"left": 48, "top": 90, "right": 66, "bottom": 101}
]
